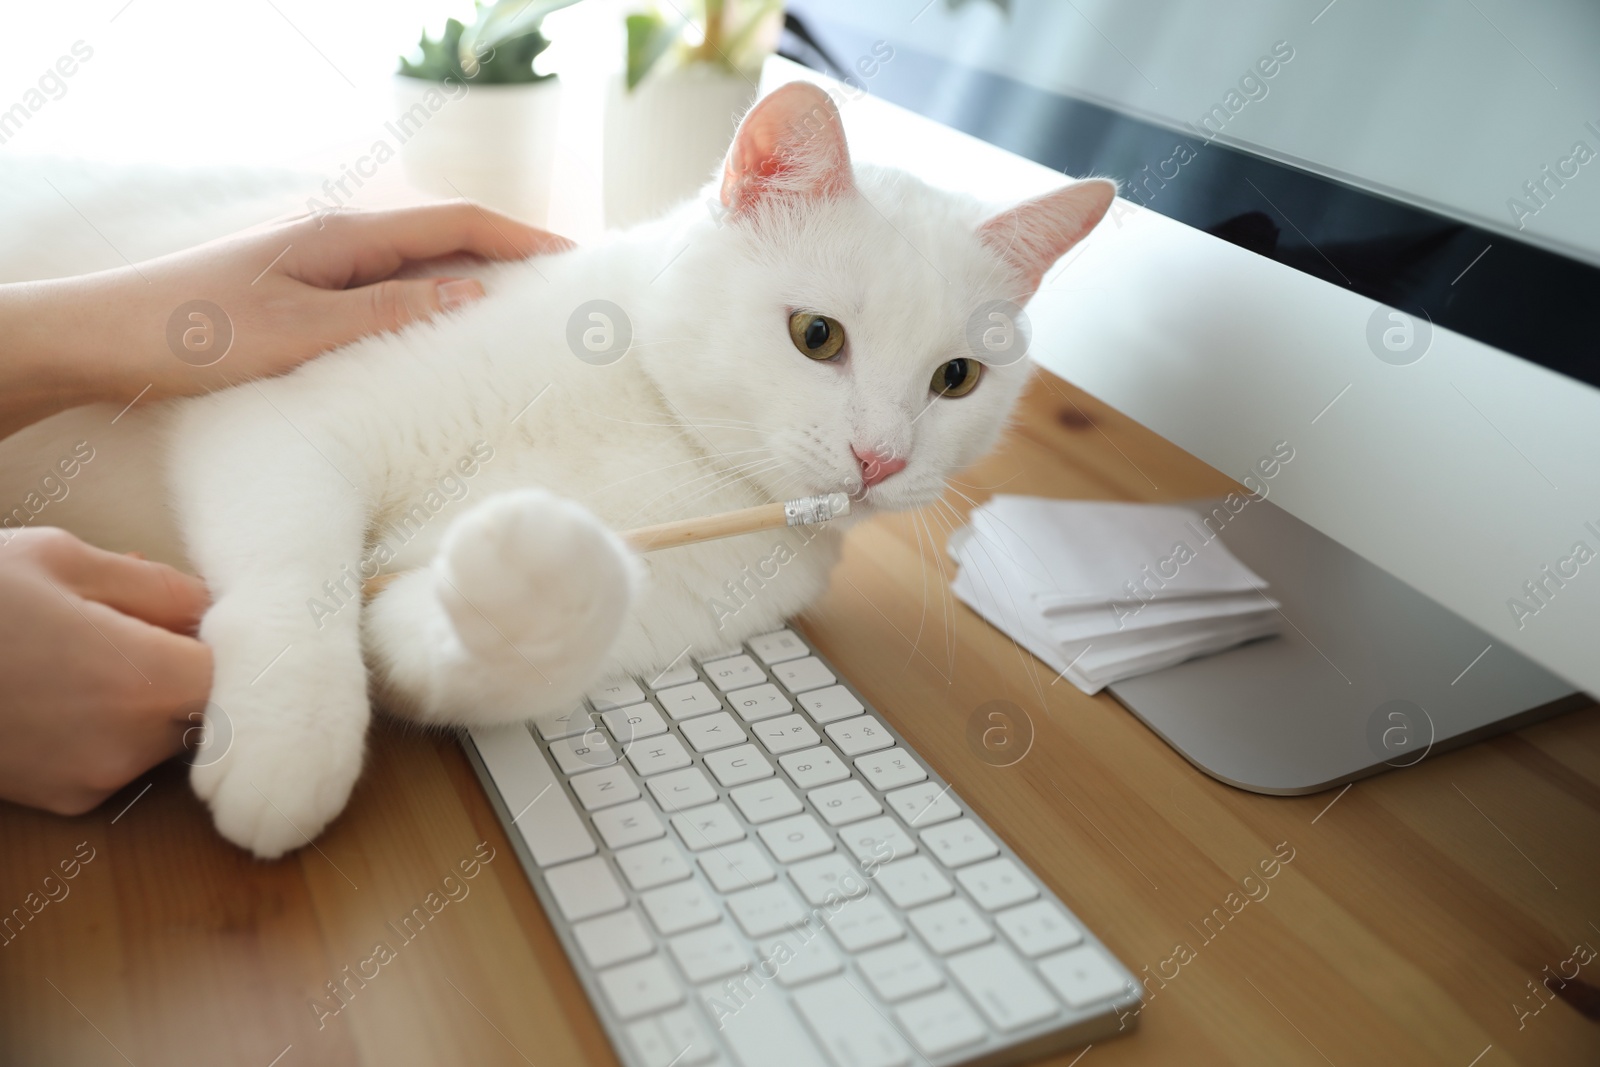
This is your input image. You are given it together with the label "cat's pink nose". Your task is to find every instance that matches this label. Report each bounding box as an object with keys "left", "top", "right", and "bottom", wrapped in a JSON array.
[{"left": 852, "top": 446, "right": 907, "bottom": 488}]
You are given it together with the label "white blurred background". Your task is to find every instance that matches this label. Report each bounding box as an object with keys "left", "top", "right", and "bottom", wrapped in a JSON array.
[{"left": 0, "top": 0, "right": 639, "bottom": 240}]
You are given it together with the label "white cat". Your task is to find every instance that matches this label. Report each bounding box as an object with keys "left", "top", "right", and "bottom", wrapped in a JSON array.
[{"left": 0, "top": 82, "right": 1113, "bottom": 857}]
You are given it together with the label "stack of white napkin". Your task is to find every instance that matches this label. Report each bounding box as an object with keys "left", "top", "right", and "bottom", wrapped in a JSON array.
[{"left": 949, "top": 496, "right": 1282, "bottom": 694}]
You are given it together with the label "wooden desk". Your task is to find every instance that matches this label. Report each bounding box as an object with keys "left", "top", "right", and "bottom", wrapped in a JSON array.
[{"left": 3, "top": 372, "right": 1596, "bottom": 1066}]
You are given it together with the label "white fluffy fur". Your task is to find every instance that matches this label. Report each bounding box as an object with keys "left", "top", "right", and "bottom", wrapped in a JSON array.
[{"left": 0, "top": 85, "right": 1112, "bottom": 857}]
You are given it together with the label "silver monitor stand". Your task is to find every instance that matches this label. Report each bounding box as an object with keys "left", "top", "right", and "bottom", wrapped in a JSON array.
[{"left": 1107, "top": 498, "right": 1590, "bottom": 795}]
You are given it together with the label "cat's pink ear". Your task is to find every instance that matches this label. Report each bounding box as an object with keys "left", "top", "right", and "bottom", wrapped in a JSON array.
[
  {"left": 721, "top": 82, "right": 854, "bottom": 216},
  {"left": 978, "top": 179, "right": 1118, "bottom": 299}
]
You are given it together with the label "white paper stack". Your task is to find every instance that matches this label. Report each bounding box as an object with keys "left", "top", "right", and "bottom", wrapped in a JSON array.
[{"left": 949, "top": 496, "right": 1282, "bottom": 693}]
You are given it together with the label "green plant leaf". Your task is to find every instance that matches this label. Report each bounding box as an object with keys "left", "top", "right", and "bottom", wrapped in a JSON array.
[
  {"left": 398, "top": 0, "right": 576, "bottom": 84},
  {"left": 398, "top": 16, "right": 468, "bottom": 81},
  {"left": 625, "top": 11, "right": 683, "bottom": 91}
]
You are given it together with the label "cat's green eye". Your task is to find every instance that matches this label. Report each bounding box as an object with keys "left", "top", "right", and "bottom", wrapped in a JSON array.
[
  {"left": 788, "top": 311, "right": 846, "bottom": 361},
  {"left": 932, "top": 357, "right": 982, "bottom": 397}
]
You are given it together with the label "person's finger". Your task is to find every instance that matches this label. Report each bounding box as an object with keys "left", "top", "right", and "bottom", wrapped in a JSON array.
[
  {"left": 77, "top": 601, "right": 214, "bottom": 715},
  {"left": 315, "top": 202, "right": 574, "bottom": 288},
  {"left": 313, "top": 274, "right": 486, "bottom": 341},
  {"left": 55, "top": 540, "right": 211, "bottom": 633}
]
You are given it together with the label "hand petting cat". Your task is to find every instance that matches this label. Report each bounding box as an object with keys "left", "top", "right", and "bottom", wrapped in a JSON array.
[
  {"left": 0, "top": 200, "right": 573, "bottom": 443},
  {"left": 0, "top": 202, "right": 572, "bottom": 817}
]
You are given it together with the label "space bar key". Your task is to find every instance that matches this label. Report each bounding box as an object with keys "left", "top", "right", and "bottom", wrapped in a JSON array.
[
  {"left": 469, "top": 724, "right": 596, "bottom": 867},
  {"left": 701, "top": 984, "right": 829, "bottom": 1067}
]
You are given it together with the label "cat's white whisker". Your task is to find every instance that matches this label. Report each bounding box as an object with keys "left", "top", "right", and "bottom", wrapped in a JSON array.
[{"left": 613, "top": 454, "right": 781, "bottom": 525}]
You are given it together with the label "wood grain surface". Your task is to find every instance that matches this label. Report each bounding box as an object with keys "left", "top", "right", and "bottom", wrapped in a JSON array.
[{"left": 2, "top": 371, "right": 1595, "bottom": 1067}]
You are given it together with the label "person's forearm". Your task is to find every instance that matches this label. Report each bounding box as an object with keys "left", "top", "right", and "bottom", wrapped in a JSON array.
[
  {"left": 0, "top": 271, "right": 139, "bottom": 441},
  {"left": 1, "top": 202, "right": 569, "bottom": 443}
]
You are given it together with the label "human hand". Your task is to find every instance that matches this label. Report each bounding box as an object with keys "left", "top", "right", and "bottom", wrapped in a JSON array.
[
  {"left": 0, "top": 528, "right": 212, "bottom": 815},
  {"left": 3, "top": 200, "right": 572, "bottom": 437}
]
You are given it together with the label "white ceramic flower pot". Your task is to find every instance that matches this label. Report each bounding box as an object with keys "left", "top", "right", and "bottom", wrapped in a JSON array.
[
  {"left": 392, "top": 75, "right": 562, "bottom": 226},
  {"left": 602, "top": 66, "right": 757, "bottom": 228}
]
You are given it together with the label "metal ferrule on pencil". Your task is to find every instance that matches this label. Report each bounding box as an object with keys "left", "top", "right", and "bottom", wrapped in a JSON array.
[{"left": 784, "top": 493, "right": 850, "bottom": 527}]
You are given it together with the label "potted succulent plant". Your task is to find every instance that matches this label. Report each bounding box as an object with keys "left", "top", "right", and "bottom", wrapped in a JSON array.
[
  {"left": 394, "top": 0, "right": 579, "bottom": 224},
  {"left": 603, "top": 0, "right": 781, "bottom": 227}
]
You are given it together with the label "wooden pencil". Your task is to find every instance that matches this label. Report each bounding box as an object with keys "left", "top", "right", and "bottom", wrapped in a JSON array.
[{"left": 359, "top": 492, "right": 850, "bottom": 598}]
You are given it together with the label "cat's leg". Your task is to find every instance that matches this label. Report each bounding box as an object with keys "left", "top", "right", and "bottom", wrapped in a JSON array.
[
  {"left": 365, "top": 488, "right": 638, "bottom": 726},
  {"left": 168, "top": 399, "right": 373, "bottom": 859}
]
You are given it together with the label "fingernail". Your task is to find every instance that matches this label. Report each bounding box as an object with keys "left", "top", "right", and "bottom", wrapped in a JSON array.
[{"left": 437, "top": 278, "right": 484, "bottom": 311}]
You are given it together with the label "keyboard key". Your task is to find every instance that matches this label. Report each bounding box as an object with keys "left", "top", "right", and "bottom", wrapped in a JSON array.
[
  {"left": 545, "top": 856, "right": 626, "bottom": 921},
  {"left": 761, "top": 928, "right": 844, "bottom": 986},
  {"left": 825, "top": 715, "right": 893, "bottom": 756},
  {"left": 698, "top": 973, "right": 830, "bottom": 1067},
  {"left": 602, "top": 702, "right": 667, "bottom": 743},
  {"left": 854, "top": 748, "right": 926, "bottom": 791},
  {"left": 592, "top": 800, "right": 665, "bottom": 849},
  {"left": 697, "top": 841, "right": 775, "bottom": 892},
  {"left": 702, "top": 744, "right": 773, "bottom": 787},
  {"left": 625, "top": 1007, "right": 716, "bottom": 1067},
  {"left": 615, "top": 839, "right": 692, "bottom": 890},
  {"left": 588, "top": 677, "right": 645, "bottom": 711},
  {"left": 778, "top": 746, "right": 849, "bottom": 789},
  {"left": 839, "top": 815, "right": 917, "bottom": 866},
  {"left": 789, "top": 854, "right": 869, "bottom": 905},
  {"left": 858, "top": 941, "right": 945, "bottom": 1002},
  {"left": 894, "top": 990, "right": 988, "bottom": 1057},
  {"left": 669, "top": 923, "right": 751, "bottom": 983},
  {"left": 825, "top": 895, "right": 904, "bottom": 952},
  {"left": 726, "top": 881, "right": 807, "bottom": 937},
  {"left": 808, "top": 780, "right": 883, "bottom": 827},
  {"left": 885, "top": 783, "right": 961, "bottom": 828},
  {"left": 772, "top": 656, "right": 836, "bottom": 694},
  {"left": 759, "top": 814, "right": 834, "bottom": 863},
  {"left": 656, "top": 682, "right": 722, "bottom": 721},
  {"left": 751, "top": 714, "right": 822, "bottom": 755},
  {"left": 920, "top": 819, "right": 999, "bottom": 868},
  {"left": 670, "top": 802, "right": 745, "bottom": 851},
  {"left": 573, "top": 909, "right": 654, "bottom": 969},
  {"left": 747, "top": 628, "right": 809, "bottom": 664},
  {"left": 679, "top": 711, "right": 747, "bottom": 753},
  {"left": 569, "top": 764, "right": 640, "bottom": 811},
  {"left": 1038, "top": 946, "right": 1130, "bottom": 1008},
  {"left": 948, "top": 943, "right": 1060, "bottom": 1031},
  {"left": 645, "top": 661, "right": 699, "bottom": 689},
  {"left": 996, "top": 900, "right": 1084, "bottom": 958},
  {"left": 599, "top": 956, "right": 682, "bottom": 1020},
  {"left": 909, "top": 898, "right": 992, "bottom": 955},
  {"left": 550, "top": 731, "right": 620, "bottom": 774},
  {"left": 700, "top": 653, "right": 765, "bottom": 692},
  {"left": 726, "top": 683, "right": 793, "bottom": 723},
  {"left": 792, "top": 975, "right": 913, "bottom": 1067},
  {"left": 957, "top": 857, "right": 1039, "bottom": 911},
  {"left": 627, "top": 735, "right": 693, "bottom": 777},
  {"left": 795, "top": 685, "right": 863, "bottom": 724},
  {"left": 646, "top": 767, "right": 718, "bottom": 813},
  {"left": 874, "top": 857, "right": 954, "bottom": 909},
  {"left": 640, "top": 880, "right": 719, "bottom": 935},
  {"left": 728, "top": 778, "right": 802, "bottom": 824},
  {"left": 533, "top": 704, "right": 596, "bottom": 741},
  {"left": 469, "top": 725, "right": 594, "bottom": 867}
]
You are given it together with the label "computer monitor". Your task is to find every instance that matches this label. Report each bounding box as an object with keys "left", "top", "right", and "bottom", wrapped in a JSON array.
[{"left": 769, "top": 0, "right": 1598, "bottom": 785}]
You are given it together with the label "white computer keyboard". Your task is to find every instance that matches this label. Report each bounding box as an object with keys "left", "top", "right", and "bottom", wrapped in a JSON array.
[{"left": 466, "top": 628, "right": 1140, "bottom": 1067}]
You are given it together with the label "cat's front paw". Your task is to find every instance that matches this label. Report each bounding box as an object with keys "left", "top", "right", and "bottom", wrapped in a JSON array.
[
  {"left": 190, "top": 673, "right": 368, "bottom": 860},
  {"left": 437, "top": 489, "right": 636, "bottom": 668}
]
